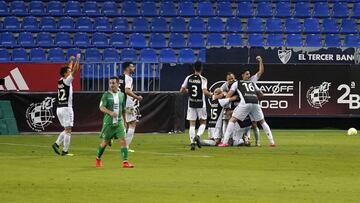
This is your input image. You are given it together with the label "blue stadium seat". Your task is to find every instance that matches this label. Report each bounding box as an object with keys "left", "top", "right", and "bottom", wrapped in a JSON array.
[
  {"left": 0, "top": 32, "right": 16, "bottom": 47},
  {"left": 141, "top": 2, "right": 158, "bottom": 17},
  {"left": 18, "top": 32, "right": 35, "bottom": 48},
  {"left": 324, "top": 34, "right": 340, "bottom": 47},
  {"left": 207, "top": 17, "right": 224, "bottom": 32},
  {"left": 10, "top": 1, "right": 27, "bottom": 16},
  {"left": 140, "top": 48, "right": 158, "bottom": 63},
  {"left": 303, "top": 18, "right": 320, "bottom": 33},
  {"left": 73, "top": 32, "right": 89, "bottom": 48},
  {"left": 40, "top": 16, "right": 57, "bottom": 31},
  {"left": 149, "top": 33, "right": 167, "bottom": 48},
  {"left": 66, "top": 48, "right": 81, "bottom": 60},
  {"left": 129, "top": 33, "right": 147, "bottom": 48},
  {"left": 188, "top": 17, "right": 206, "bottom": 32},
  {"left": 352, "top": 3, "right": 360, "bottom": 18},
  {"left": 274, "top": 2, "right": 292, "bottom": 18},
  {"left": 58, "top": 16, "right": 75, "bottom": 31},
  {"left": 267, "top": 34, "right": 283, "bottom": 47},
  {"left": 198, "top": 2, "right": 215, "bottom": 17},
  {"left": 160, "top": 1, "right": 177, "bottom": 17},
  {"left": 103, "top": 1, "right": 118, "bottom": 16},
  {"left": 4, "top": 16, "right": 20, "bottom": 31},
  {"left": 286, "top": 34, "right": 303, "bottom": 47},
  {"left": 122, "top": 1, "right": 139, "bottom": 16},
  {"left": 48, "top": 48, "right": 65, "bottom": 62},
  {"left": 29, "top": 1, "right": 45, "bottom": 16},
  {"left": 36, "top": 32, "right": 54, "bottom": 47},
  {"left": 76, "top": 17, "right": 93, "bottom": 32},
  {"left": 248, "top": 34, "right": 264, "bottom": 47},
  {"left": 198, "top": 49, "right": 205, "bottom": 62},
  {"left": 133, "top": 17, "right": 149, "bottom": 32},
  {"left": 305, "top": 34, "right": 323, "bottom": 47},
  {"left": 179, "top": 48, "right": 196, "bottom": 63},
  {"left": 0, "top": 1, "right": 9, "bottom": 16},
  {"left": 344, "top": 34, "right": 360, "bottom": 47},
  {"left": 207, "top": 33, "right": 224, "bottom": 47},
  {"left": 112, "top": 17, "right": 129, "bottom": 32},
  {"left": 94, "top": 17, "right": 111, "bottom": 32},
  {"left": 30, "top": 48, "right": 46, "bottom": 62},
  {"left": 169, "top": 33, "right": 186, "bottom": 48},
  {"left": 151, "top": 17, "right": 168, "bottom": 32},
  {"left": 266, "top": 18, "right": 282, "bottom": 33},
  {"left": 294, "top": 2, "right": 311, "bottom": 18},
  {"left": 226, "top": 33, "right": 243, "bottom": 46},
  {"left": 22, "top": 16, "right": 39, "bottom": 32},
  {"left": 247, "top": 18, "right": 263, "bottom": 33},
  {"left": 217, "top": 2, "right": 233, "bottom": 17},
  {"left": 188, "top": 33, "right": 205, "bottom": 48},
  {"left": 110, "top": 33, "right": 127, "bottom": 48},
  {"left": 84, "top": 1, "right": 101, "bottom": 16},
  {"left": 237, "top": 2, "right": 253, "bottom": 17},
  {"left": 322, "top": 18, "right": 339, "bottom": 33},
  {"left": 313, "top": 2, "right": 329, "bottom": 18},
  {"left": 332, "top": 2, "right": 348, "bottom": 18},
  {"left": 170, "top": 17, "right": 187, "bottom": 32},
  {"left": 159, "top": 48, "right": 177, "bottom": 63},
  {"left": 121, "top": 48, "right": 137, "bottom": 61},
  {"left": 0, "top": 48, "right": 10, "bottom": 61},
  {"left": 179, "top": 1, "right": 196, "bottom": 17},
  {"left": 103, "top": 48, "right": 120, "bottom": 61},
  {"left": 47, "top": 1, "right": 63, "bottom": 16},
  {"left": 85, "top": 48, "right": 101, "bottom": 61},
  {"left": 284, "top": 18, "right": 302, "bottom": 33},
  {"left": 12, "top": 48, "right": 28, "bottom": 61},
  {"left": 226, "top": 17, "right": 242, "bottom": 32},
  {"left": 340, "top": 19, "right": 358, "bottom": 34},
  {"left": 92, "top": 32, "right": 109, "bottom": 48},
  {"left": 65, "top": 1, "right": 82, "bottom": 16},
  {"left": 255, "top": 2, "right": 273, "bottom": 17},
  {"left": 55, "top": 32, "right": 72, "bottom": 47}
]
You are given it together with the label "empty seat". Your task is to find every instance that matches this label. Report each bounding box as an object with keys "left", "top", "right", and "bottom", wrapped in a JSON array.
[
  {"left": 198, "top": 1, "right": 215, "bottom": 17},
  {"left": 188, "top": 17, "right": 206, "bottom": 32},
  {"left": 226, "top": 33, "right": 243, "bottom": 46},
  {"left": 286, "top": 34, "right": 303, "bottom": 47},
  {"left": 198, "top": 49, "right": 205, "bottom": 62},
  {"left": 324, "top": 34, "right": 340, "bottom": 47},
  {"left": 92, "top": 32, "right": 109, "bottom": 48},
  {"left": 341, "top": 19, "right": 358, "bottom": 34},
  {"left": 0, "top": 1, "right": 9, "bottom": 16},
  {"left": 18, "top": 32, "right": 35, "bottom": 47},
  {"left": 0, "top": 48, "right": 10, "bottom": 61},
  {"left": 103, "top": 48, "right": 120, "bottom": 61},
  {"left": 151, "top": 17, "right": 168, "bottom": 32},
  {"left": 179, "top": 48, "right": 196, "bottom": 63},
  {"left": 266, "top": 18, "right": 282, "bottom": 33},
  {"left": 237, "top": 2, "right": 253, "bottom": 17},
  {"left": 255, "top": 2, "right": 273, "bottom": 17},
  {"left": 36, "top": 32, "right": 54, "bottom": 47},
  {"left": 284, "top": 18, "right": 301, "bottom": 33},
  {"left": 47, "top": 1, "right": 63, "bottom": 16},
  {"left": 30, "top": 48, "right": 46, "bottom": 62},
  {"left": 121, "top": 48, "right": 137, "bottom": 61},
  {"left": 64, "top": 1, "right": 82, "bottom": 16},
  {"left": 160, "top": 1, "right": 177, "bottom": 17},
  {"left": 10, "top": 1, "right": 27, "bottom": 16},
  {"left": 332, "top": 2, "right": 348, "bottom": 18},
  {"left": 94, "top": 17, "right": 111, "bottom": 32},
  {"left": 129, "top": 33, "right": 147, "bottom": 48},
  {"left": 352, "top": 3, "right": 360, "bottom": 18},
  {"left": 179, "top": 1, "right": 196, "bottom": 17},
  {"left": 217, "top": 2, "right": 233, "bottom": 17},
  {"left": 12, "top": 48, "right": 28, "bottom": 61},
  {"left": 344, "top": 34, "right": 360, "bottom": 47},
  {"left": 133, "top": 17, "right": 149, "bottom": 32},
  {"left": 207, "top": 33, "right": 224, "bottom": 47},
  {"left": 73, "top": 32, "right": 89, "bottom": 48},
  {"left": 274, "top": 2, "right": 292, "bottom": 18},
  {"left": 66, "top": 48, "right": 81, "bottom": 60},
  {"left": 207, "top": 17, "right": 224, "bottom": 32},
  {"left": 84, "top": 1, "right": 100, "bottom": 16},
  {"left": 294, "top": 2, "right": 311, "bottom": 18},
  {"left": 122, "top": 1, "right": 138, "bottom": 16},
  {"left": 267, "top": 34, "right": 283, "bottom": 47},
  {"left": 248, "top": 34, "right": 264, "bottom": 47},
  {"left": 303, "top": 18, "right": 320, "bottom": 33},
  {"left": 112, "top": 17, "right": 129, "bottom": 32},
  {"left": 141, "top": 2, "right": 157, "bottom": 17},
  {"left": 140, "top": 48, "right": 158, "bottom": 62},
  {"left": 247, "top": 18, "right": 263, "bottom": 33},
  {"left": 188, "top": 33, "right": 205, "bottom": 48},
  {"left": 40, "top": 16, "right": 57, "bottom": 31},
  {"left": 103, "top": 1, "right": 118, "bottom": 16},
  {"left": 22, "top": 16, "right": 39, "bottom": 31},
  {"left": 226, "top": 17, "right": 242, "bottom": 32},
  {"left": 110, "top": 33, "right": 127, "bottom": 48},
  {"left": 313, "top": 2, "right": 329, "bottom": 18},
  {"left": 3, "top": 16, "right": 20, "bottom": 31},
  {"left": 48, "top": 48, "right": 65, "bottom": 61},
  {"left": 149, "top": 33, "right": 167, "bottom": 48},
  {"left": 305, "top": 34, "right": 322, "bottom": 47},
  {"left": 29, "top": 1, "right": 45, "bottom": 16},
  {"left": 322, "top": 18, "right": 339, "bottom": 33},
  {"left": 58, "top": 16, "right": 75, "bottom": 31},
  {"left": 76, "top": 17, "right": 93, "bottom": 32},
  {"left": 159, "top": 48, "right": 177, "bottom": 63},
  {"left": 169, "top": 33, "right": 186, "bottom": 48},
  {"left": 55, "top": 32, "right": 72, "bottom": 47},
  {"left": 0, "top": 32, "right": 16, "bottom": 47},
  {"left": 170, "top": 17, "right": 187, "bottom": 32},
  {"left": 85, "top": 48, "right": 101, "bottom": 61}
]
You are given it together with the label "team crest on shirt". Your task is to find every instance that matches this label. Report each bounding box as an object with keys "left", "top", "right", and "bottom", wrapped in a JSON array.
[
  {"left": 306, "top": 82, "right": 331, "bottom": 109},
  {"left": 278, "top": 49, "right": 292, "bottom": 64},
  {"left": 26, "top": 97, "right": 56, "bottom": 132}
]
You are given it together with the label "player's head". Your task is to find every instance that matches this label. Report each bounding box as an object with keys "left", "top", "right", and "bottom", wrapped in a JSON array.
[
  {"left": 241, "top": 69, "right": 251, "bottom": 81},
  {"left": 109, "top": 76, "right": 119, "bottom": 92},
  {"left": 123, "top": 61, "right": 135, "bottom": 74},
  {"left": 193, "top": 61, "right": 203, "bottom": 73},
  {"left": 59, "top": 66, "right": 71, "bottom": 78},
  {"left": 226, "top": 72, "right": 236, "bottom": 85},
  {"left": 213, "top": 88, "right": 224, "bottom": 99}
]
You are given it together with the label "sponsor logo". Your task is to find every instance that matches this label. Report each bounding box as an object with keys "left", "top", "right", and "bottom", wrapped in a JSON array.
[
  {"left": 257, "top": 81, "right": 294, "bottom": 109},
  {"left": 278, "top": 49, "right": 292, "bottom": 64},
  {"left": 0, "top": 68, "right": 29, "bottom": 91},
  {"left": 26, "top": 97, "right": 56, "bottom": 132},
  {"left": 306, "top": 82, "right": 331, "bottom": 109}
]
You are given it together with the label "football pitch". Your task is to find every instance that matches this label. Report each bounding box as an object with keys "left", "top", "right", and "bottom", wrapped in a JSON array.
[{"left": 0, "top": 130, "right": 360, "bottom": 203}]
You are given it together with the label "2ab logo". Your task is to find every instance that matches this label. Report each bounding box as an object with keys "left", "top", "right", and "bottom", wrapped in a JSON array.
[
  {"left": 26, "top": 97, "right": 56, "bottom": 132},
  {"left": 278, "top": 49, "right": 292, "bottom": 64},
  {"left": 306, "top": 82, "right": 331, "bottom": 109}
]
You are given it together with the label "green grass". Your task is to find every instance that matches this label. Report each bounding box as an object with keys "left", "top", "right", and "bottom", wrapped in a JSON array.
[{"left": 1, "top": 130, "right": 360, "bottom": 203}]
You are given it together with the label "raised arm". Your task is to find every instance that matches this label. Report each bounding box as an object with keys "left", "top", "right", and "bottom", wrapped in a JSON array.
[
  {"left": 255, "top": 56, "right": 264, "bottom": 78},
  {"left": 70, "top": 53, "right": 81, "bottom": 75},
  {"left": 67, "top": 56, "right": 75, "bottom": 69}
]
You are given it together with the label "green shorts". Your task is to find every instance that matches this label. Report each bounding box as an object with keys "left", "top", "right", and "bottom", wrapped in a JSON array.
[{"left": 100, "top": 123, "right": 126, "bottom": 141}]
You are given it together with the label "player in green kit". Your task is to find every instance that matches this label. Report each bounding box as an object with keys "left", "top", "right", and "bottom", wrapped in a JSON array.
[{"left": 95, "top": 76, "right": 134, "bottom": 168}]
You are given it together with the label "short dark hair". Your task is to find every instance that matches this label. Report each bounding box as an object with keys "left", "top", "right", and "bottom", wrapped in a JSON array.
[
  {"left": 193, "top": 61, "right": 202, "bottom": 72},
  {"left": 241, "top": 69, "right": 250, "bottom": 75},
  {"left": 123, "top": 61, "right": 133, "bottom": 70},
  {"left": 109, "top": 76, "right": 119, "bottom": 83},
  {"left": 59, "top": 66, "right": 70, "bottom": 77},
  {"left": 226, "top": 72, "right": 236, "bottom": 77}
]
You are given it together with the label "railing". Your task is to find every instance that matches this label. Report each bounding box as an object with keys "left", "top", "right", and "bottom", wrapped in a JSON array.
[{"left": 80, "top": 62, "right": 161, "bottom": 91}]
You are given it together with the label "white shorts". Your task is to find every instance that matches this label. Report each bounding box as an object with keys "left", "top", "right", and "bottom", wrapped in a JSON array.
[
  {"left": 208, "top": 127, "right": 222, "bottom": 139},
  {"left": 232, "top": 103, "right": 264, "bottom": 122},
  {"left": 186, "top": 107, "right": 207, "bottom": 121},
  {"left": 125, "top": 107, "right": 138, "bottom": 123},
  {"left": 56, "top": 107, "right": 74, "bottom": 128}
]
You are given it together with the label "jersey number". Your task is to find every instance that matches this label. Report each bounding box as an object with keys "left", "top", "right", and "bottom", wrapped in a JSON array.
[
  {"left": 191, "top": 85, "right": 198, "bottom": 97},
  {"left": 210, "top": 109, "right": 218, "bottom": 120},
  {"left": 242, "top": 83, "right": 255, "bottom": 92},
  {"left": 58, "top": 89, "right": 67, "bottom": 101}
]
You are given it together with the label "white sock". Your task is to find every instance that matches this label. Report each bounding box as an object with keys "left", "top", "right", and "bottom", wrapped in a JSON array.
[
  {"left": 189, "top": 126, "right": 196, "bottom": 143},
  {"left": 125, "top": 127, "right": 135, "bottom": 148},
  {"left": 261, "top": 122, "right": 274, "bottom": 145},
  {"left": 253, "top": 127, "right": 260, "bottom": 144},
  {"left": 55, "top": 131, "right": 65, "bottom": 146},
  {"left": 202, "top": 139, "right": 217, "bottom": 146},
  {"left": 246, "top": 129, "right": 251, "bottom": 140},
  {"left": 222, "top": 122, "right": 235, "bottom": 144},
  {"left": 63, "top": 132, "right": 71, "bottom": 152},
  {"left": 222, "top": 120, "right": 228, "bottom": 135},
  {"left": 197, "top": 124, "right": 206, "bottom": 137}
]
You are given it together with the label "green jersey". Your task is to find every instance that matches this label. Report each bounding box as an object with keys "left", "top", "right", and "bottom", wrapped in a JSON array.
[{"left": 99, "top": 91, "right": 126, "bottom": 126}]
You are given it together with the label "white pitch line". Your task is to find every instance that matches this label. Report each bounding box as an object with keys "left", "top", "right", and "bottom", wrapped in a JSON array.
[{"left": 0, "top": 143, "right": 213, "bottom": 158}]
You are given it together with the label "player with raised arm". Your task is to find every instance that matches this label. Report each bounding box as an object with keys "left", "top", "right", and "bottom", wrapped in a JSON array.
[
  {"left": 96, "top": 76, "right": 134, "bottom": 168},
  {"left": 180, "top": 61, "right": 212, "bottom": 150},
  {"left": 52, "top": 53, "right": 81, "bottom": 156}
]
